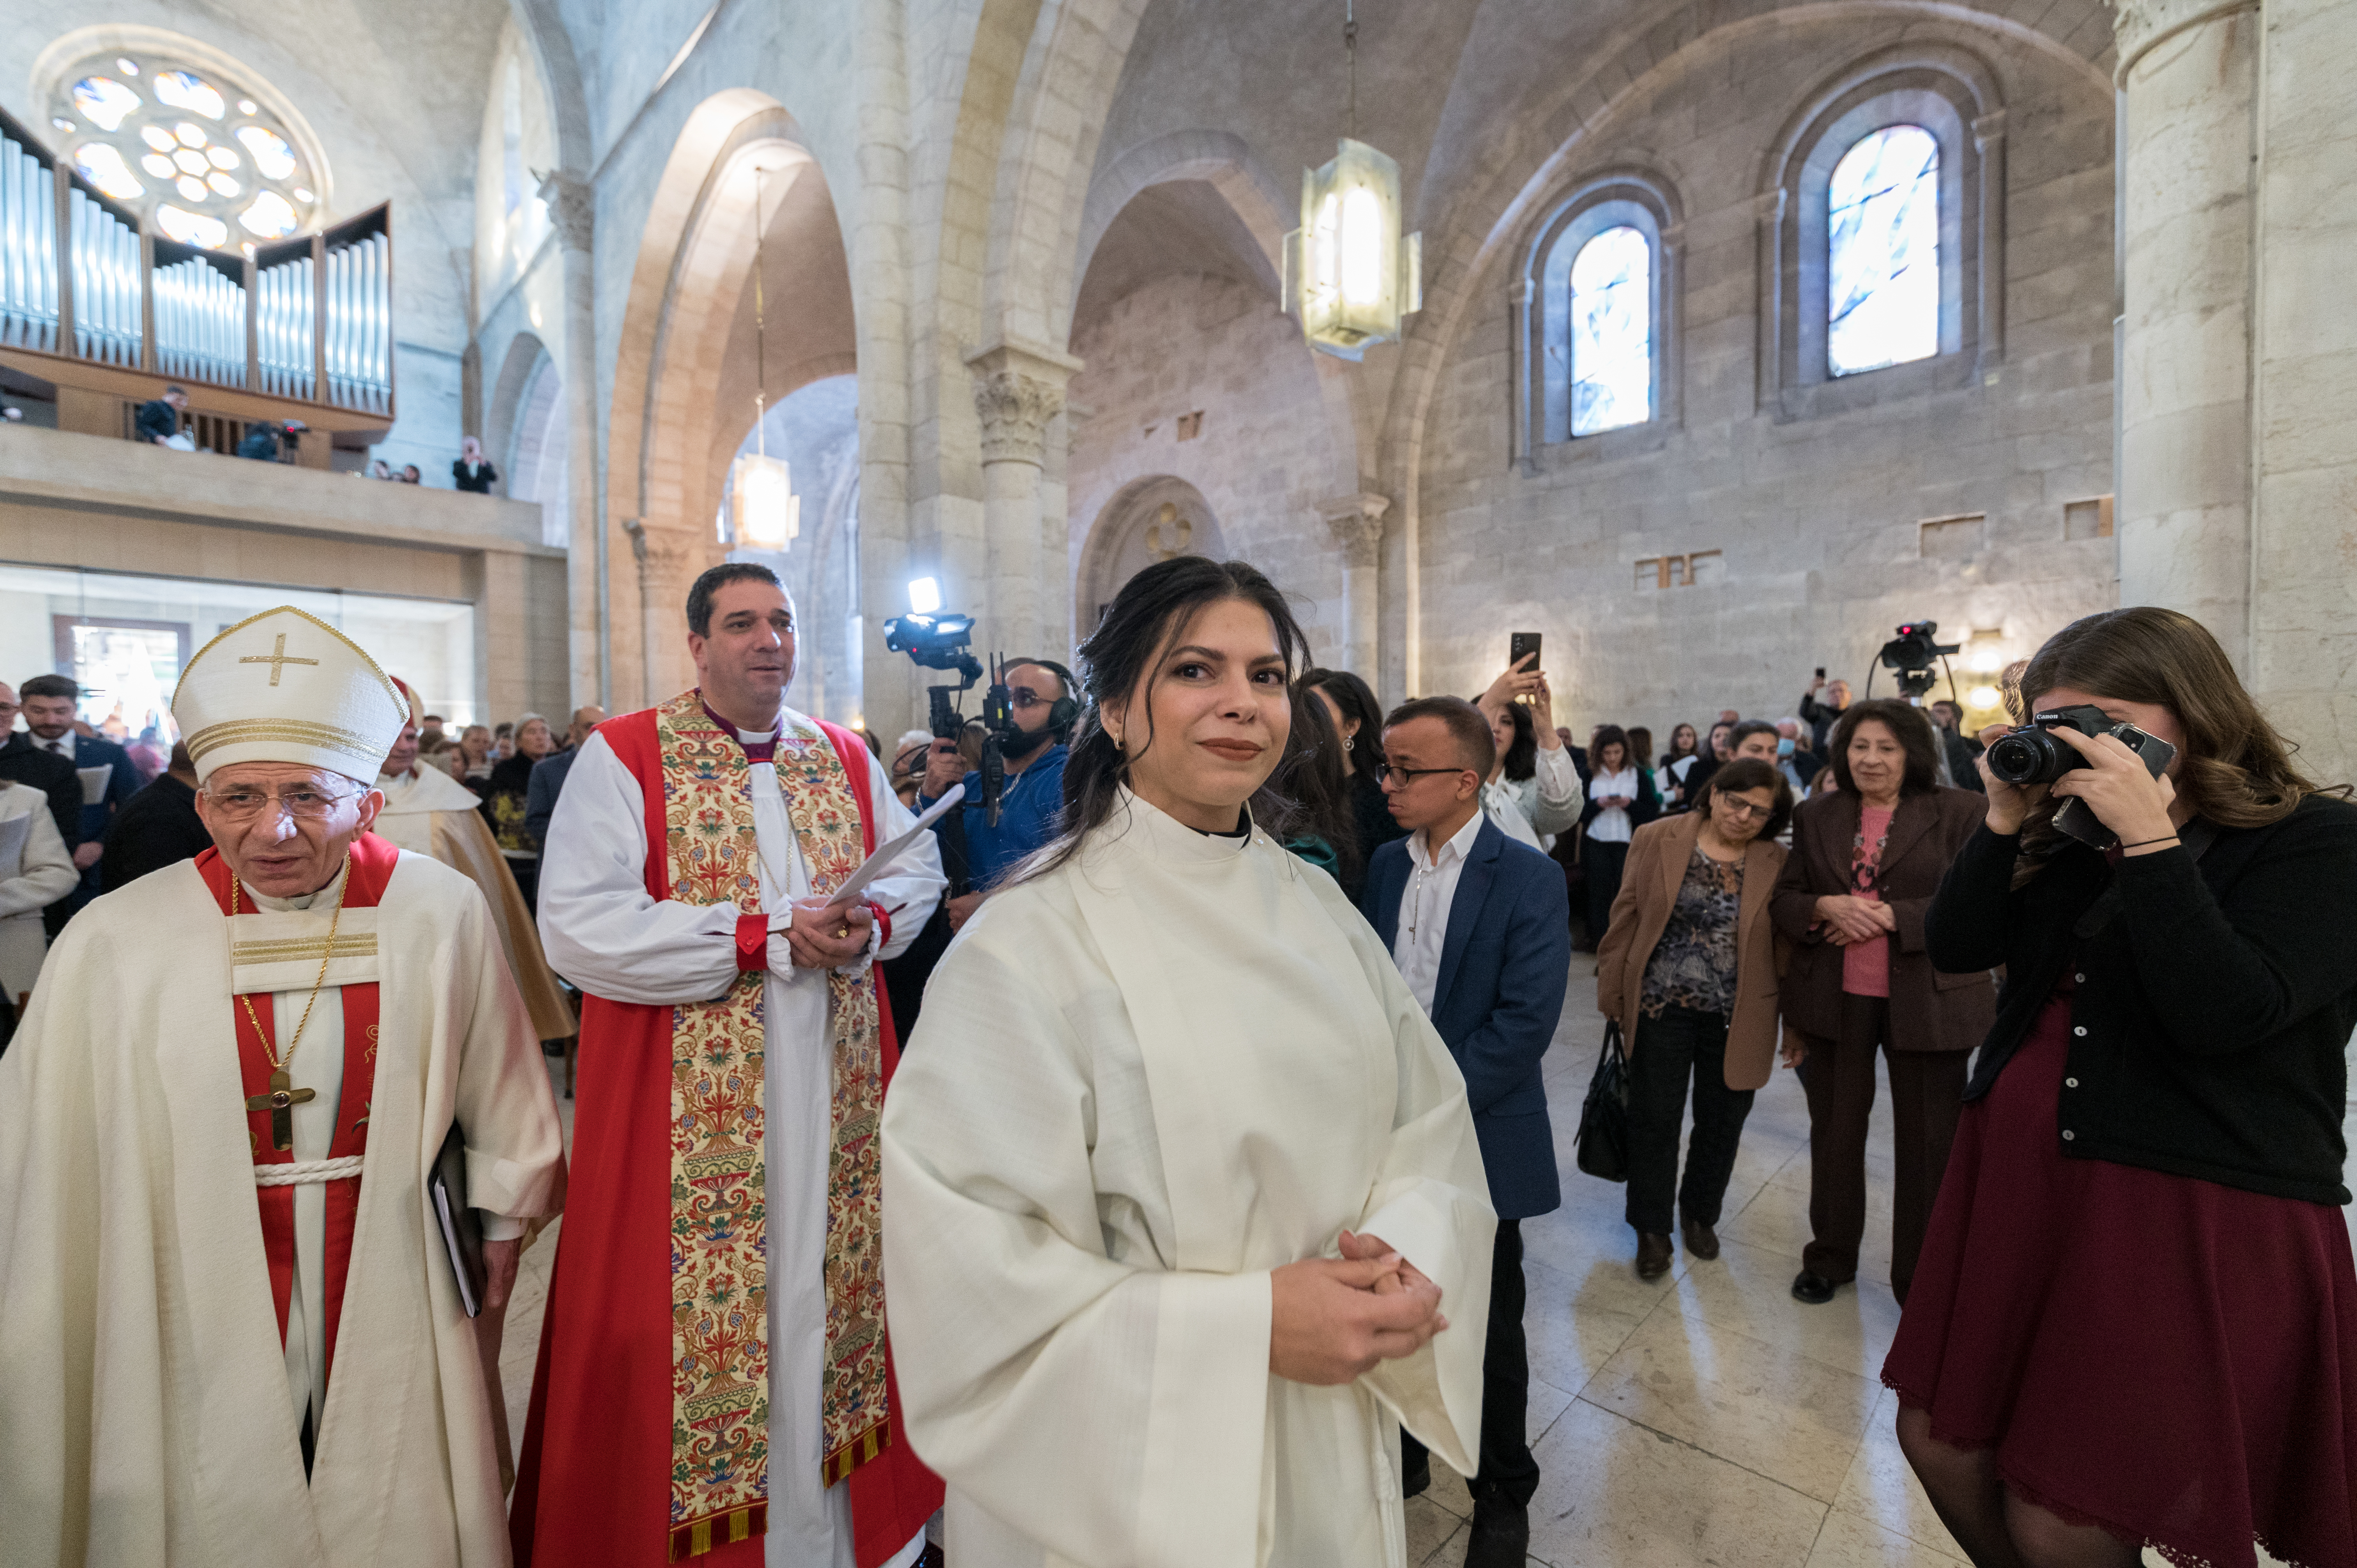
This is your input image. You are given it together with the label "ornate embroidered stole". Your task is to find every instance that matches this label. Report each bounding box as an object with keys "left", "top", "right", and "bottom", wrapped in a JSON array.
[{"left": 656, "top": 691, "right": 894, "bottom": 1561}]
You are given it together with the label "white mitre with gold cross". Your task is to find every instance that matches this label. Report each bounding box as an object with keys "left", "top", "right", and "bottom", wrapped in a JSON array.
[{"left": 172, "top": 605, "right": 408, "bottom": 786}]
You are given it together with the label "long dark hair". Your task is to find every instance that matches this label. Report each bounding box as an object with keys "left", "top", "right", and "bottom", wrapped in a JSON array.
[
  {"left": 1298, "top": 667, "right": 1387, "bottom": 785},
  {"left": 1627, "top": 726, "right": 1655, "bottom": 770},
  {"left": 1495, "top": 699, "right": 1537, "bottom": 782},
  {"left": 1591, "top": 724, "right": 1631, "bottom": 773},
  {"left": 1279, "top": 684, "right": 1363, "bottom": 888},
  {"left": 1663, "top": 722, "right": 1700, "bottom": 763},
  {"left": 2009, "top": 607, "right": 2339, "bottom": 876},
  {"left": 1008, "top": 557, "right": 1313, "bottom": 885},
  {"left": 1827, "top": 699, "right": 1942, "bottom": 796}
]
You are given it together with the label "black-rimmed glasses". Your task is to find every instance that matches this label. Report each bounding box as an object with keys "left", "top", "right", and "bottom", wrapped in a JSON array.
[{"left": 1381, "top": 764, "right": 1470, "bottom": 788}]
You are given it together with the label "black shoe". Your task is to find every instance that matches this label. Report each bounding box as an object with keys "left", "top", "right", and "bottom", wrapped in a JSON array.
[
  {"left": 1791, "top": 1269, "right": 1838, "bottom": 1305},
  {"left": 1400, "top": 1450, "right": 1430, "bottom": 1499},
  {"left": 1465, "top": 1496, "right": 1531, "bottom": 1568},
  {"left": 1635, "top": 1232, "right": 1673, "bottom": 1280},
  {"left": 1681, "top": 1217, "right": 1720, "bottom": 1260}
]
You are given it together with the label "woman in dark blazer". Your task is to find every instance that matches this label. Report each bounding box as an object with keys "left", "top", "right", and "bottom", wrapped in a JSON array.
[
  {"left": 1771, "top": 699, "right": 1992, "bottom": 1307},
  {"left": 1884, "top": 607, "right": 2357, "bottom": 1568},
  {"left": 1597, "top": 758, "right": 1792, "bottom": 1280}
]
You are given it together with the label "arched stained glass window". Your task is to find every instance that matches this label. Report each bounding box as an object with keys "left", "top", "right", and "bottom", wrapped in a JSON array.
[
  {"left": 1569, "top": 224, "right": 1652, "bottom": 436},
  {"left": 1827, "top": 124, "right": 1939, "bottom": 377},
  {"left": 48, "top": 51, "right": 320, "bottom": 256}
]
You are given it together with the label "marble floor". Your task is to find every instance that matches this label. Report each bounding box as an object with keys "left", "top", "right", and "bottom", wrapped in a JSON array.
[{"left": 493, "top": 958, "right": 2237, "bottom": 1567}]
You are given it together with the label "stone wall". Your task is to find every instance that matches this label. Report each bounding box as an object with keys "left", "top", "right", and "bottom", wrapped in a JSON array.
[
  {"left": 1066, "top": 273, "right": 1349, "bottom": 661},
  {"left": 1411, "top": 16, "right": 2120, "bottom": 738}
]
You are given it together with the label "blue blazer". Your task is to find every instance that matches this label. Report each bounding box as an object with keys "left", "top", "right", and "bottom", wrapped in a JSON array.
[{"left": 1361, "top": 815, "right": 1571, "bottom": 1220}]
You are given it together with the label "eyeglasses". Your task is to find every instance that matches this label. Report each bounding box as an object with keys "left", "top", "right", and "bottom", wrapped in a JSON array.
[
  {"left": 203, "top": 784, "right": 360, "bottom": 822},
  {"left": 1007, "top": 688, "right": 1057, "bottom": 710},
  {"left": 1381, "top": 764, "right": 1471, "bottom": 788},
  {"left": 1715, "top": 797, "right": 1775, "bottom": 822}
]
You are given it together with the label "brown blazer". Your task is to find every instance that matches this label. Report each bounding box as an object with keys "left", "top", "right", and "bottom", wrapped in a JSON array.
[
  {"left": 1770, "top": 784, "right": 1994, "bottom": 1053},
  {"left": 1595, "top": 813, "right": 1789, "bottom": 1091}
]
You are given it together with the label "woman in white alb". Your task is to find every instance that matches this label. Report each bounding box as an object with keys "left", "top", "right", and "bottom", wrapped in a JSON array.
[
  {"left": 1579, "top": 724, "right": 1660, "bottom": 947},
  {"left": 881, "top": 557, "right": 1496, "bottom": 1568}
]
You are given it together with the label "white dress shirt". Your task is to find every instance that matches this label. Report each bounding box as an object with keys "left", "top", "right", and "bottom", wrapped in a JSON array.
[
  {"left": 36, "top": 730, "right": 75, "bottom": 761},
  {"left": 1587, "top": 767, "right": 1641, "bottom": 844},
  {"left": 1391, "top": 808, "right": 1484, "bottom": 1015}
]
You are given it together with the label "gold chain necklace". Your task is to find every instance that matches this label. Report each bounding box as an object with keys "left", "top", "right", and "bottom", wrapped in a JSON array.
[{"left": 232, "top": 855, "right": 352, "bottom": 1151}]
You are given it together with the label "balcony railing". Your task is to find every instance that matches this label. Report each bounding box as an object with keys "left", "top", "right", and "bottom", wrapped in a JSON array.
[{"left": 0, "top": 104, "right": 393, "bottom": 420}]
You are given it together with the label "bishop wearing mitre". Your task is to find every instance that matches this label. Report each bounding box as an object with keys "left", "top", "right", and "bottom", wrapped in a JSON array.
[
  {"left": 375, "top": 674, "right": 575, "bottom": 1044},
  {"left": 0, "top": 605, "right": 567, "bottom": 1568},
  {"left": 511, "top": 562, "right": 946, "bottom": 1568}
]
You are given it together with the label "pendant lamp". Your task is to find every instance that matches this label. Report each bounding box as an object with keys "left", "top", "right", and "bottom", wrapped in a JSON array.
[
  {"left": 1283, "top": 1, "right": 1421, "bottom": 360},
  {"left": 732, "top": 162, "right": 800, "bottom": 551}
]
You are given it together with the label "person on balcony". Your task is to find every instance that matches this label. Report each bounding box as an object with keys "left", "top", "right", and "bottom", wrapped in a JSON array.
[{"left": 452, "top": 437, "right": 499, "bottom": 494}]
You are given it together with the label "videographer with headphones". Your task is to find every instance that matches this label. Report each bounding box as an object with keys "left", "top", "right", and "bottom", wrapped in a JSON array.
[
  {"left": 1882, "top": 607, "right": 2357, "bottom": 1568},
  {"left": 919, "top": 657, "right": 1079, "bottom": 931}
]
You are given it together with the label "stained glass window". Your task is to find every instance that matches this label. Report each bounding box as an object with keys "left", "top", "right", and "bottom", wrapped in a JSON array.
[
  {"left": 1569, "top": 225, "right": 1652, "bottom": 436},
  {"left": 1827, "top": 124, "right": 1939, "bottom": 376},
  {"left": 52, "top": 54, "right": 319, "bottom": 256}
]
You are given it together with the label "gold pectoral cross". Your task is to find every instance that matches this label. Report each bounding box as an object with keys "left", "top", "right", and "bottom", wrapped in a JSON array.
[{"left": 246, "top": 1069, "right": 317, "bottom": 1152}]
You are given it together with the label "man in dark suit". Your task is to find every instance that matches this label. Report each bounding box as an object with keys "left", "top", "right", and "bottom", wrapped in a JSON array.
[
  {"left": 102, "top": 742, "right": 212, "bottom": 890},
  {"left": 18, "top": 675, "right": 140, "bottom": 916},
  {"left": 0, "top": 680, "right": 88, "bottom": 938},
  {"left": 1360, "top": 695, "right": 1571, "bottom": 1568},
  {"left": 523, "top": 703, "right": 607, "bottom": 849},
  {"left": 133, "top": 385, "right": 188, "bottom": 444}
]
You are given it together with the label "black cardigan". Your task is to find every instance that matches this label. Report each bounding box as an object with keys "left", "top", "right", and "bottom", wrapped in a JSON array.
[{"left": 1925, "top": 794, "right": 2357, "bottom": 1204}]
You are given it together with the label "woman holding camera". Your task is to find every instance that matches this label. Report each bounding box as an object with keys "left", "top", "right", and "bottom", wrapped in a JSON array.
[
  {"left": 1596, "top": 758, "right": 1793, "bottom": 1279},
  {"left": 1884, "top": 607, "right": 2357, "bottom": 1568},
  {"left": 1772, "top": 700, "right": 1994, "bottom": 1307}
]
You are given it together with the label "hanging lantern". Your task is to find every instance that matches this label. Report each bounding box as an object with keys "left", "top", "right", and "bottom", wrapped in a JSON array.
[
  {"left": 731, "top": 451, "right": 799, "bottom": 550},
  {"left": 1285, "top": 137, "right": 1421, "bottom": 361}
]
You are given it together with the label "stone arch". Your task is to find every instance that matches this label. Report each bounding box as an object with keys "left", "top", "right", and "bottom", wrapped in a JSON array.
[
  {"left": 483, "top": 330, "right": 549, "bottom": 483},
  {"left": 1371, "top": 0, "right": 2118, "bottom": 696},
  {"left": 603, "top": 90, "right": 858, "bottom": 709},
  {"left": 1074, "top": 476, "right": 1228, "bottom": 629}
]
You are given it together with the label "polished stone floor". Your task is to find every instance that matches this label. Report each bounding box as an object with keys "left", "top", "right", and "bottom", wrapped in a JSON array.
[{"left": 495, "top": 957, "right": 2240, "bottom": 1567}]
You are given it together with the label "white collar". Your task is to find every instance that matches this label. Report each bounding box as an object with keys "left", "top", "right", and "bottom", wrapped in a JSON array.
[{"left": 1413, "top": 809, "right": 1483, "bottom": 871}]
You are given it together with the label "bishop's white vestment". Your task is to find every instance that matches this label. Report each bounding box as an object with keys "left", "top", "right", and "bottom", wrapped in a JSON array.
[
  {"left": 514, "top": 702, "right": 945, "bottom": 1568},
  {"left": 881, "top": 791, "right": 1498, "bottom": 1568},
  {"left": 0, "top": 837, "right": 567, "bottom": 1568}
]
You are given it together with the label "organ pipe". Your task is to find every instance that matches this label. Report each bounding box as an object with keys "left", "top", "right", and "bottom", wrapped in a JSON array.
[{"left": 0, "top": 129, "right": 59, "bottom": 351}]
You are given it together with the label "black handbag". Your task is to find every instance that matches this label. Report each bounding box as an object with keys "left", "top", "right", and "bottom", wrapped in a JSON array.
[{"left": 1574, "top": 1022, "right": 1631, "bottom": 1183}]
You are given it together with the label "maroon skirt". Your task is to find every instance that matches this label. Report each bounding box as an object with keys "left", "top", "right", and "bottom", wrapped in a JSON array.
[{"left": 1883, "top": 981, "right": 2357, "bottom": 1568}]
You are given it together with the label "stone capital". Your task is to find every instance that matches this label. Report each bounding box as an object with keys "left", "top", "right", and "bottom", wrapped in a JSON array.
[
  {"left": 1320, "top": 492, "right": 1392, "bottom": 568},
  {"left": 2113, "top": 0, "right": 2260, "bottom": 80},
  {"left": 537, "top": 171, "right": 594, "bottom": 253},
  {"left": 966, "top": 338, "right": 1084, "bottom": 466}
]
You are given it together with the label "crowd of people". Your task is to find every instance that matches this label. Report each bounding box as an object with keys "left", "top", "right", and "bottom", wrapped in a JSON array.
[
  {"left": 1, "top": 565, "right": 2352, "bottom": 1568},
  {"left": 124, "top": 383, "right": 505, "bottom": 491}
]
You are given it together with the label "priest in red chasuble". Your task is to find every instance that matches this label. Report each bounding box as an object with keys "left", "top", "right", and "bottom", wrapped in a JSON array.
[
  {"left": 0, "top": 605, "right": 567, "bottom": 1568},
  {"left": 513, "top": 562, "right": 947, "bottom": 1568}
]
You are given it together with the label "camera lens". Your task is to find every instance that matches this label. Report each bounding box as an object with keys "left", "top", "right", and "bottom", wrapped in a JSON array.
[{"left": 1986, "top": 728, "right": 2075, "bottom": 786}]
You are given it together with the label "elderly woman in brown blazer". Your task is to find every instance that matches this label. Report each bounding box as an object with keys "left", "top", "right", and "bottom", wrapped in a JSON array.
[
  {"left": 1772, "top": 699, "right": 1994, "bottom": 1308},
  {"left": 1597, "top": 758, "right": 1793, "bottom": 1280}
]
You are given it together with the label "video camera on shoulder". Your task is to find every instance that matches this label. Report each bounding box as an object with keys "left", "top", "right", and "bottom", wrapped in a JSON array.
[{"left": 1986, "top": 704, "right": 2177, "bottom": 850}]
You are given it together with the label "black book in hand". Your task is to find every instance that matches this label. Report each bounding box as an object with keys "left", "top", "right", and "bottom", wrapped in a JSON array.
[{"left": 428, "top": 1121, "right": 487, "bottom": 1318}]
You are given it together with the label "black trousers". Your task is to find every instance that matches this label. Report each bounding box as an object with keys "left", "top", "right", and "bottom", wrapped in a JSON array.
[
  {"left": 1798, "top": 993, "right": 1967, "bottom": 1303},
  {"left": 1623, "top": 1005, "right": 1757, "bottom": 1236},
  {"left": 1400, "top": 1220, "right": 1538, "bottom": 1507},
  {"left": 1583, "top": 838, "right": 1629, "bottom": 946}
]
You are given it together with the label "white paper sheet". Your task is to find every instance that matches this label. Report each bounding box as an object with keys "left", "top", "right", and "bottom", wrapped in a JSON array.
[
  {"left": 767, "top": 784, "right": 963, "bottom": 931},
  {"left": 0, "top": 811, "right": 28, "bottom": 880},
  {"left": 78, "top": 764, "right": 113, "bottom": 807}
]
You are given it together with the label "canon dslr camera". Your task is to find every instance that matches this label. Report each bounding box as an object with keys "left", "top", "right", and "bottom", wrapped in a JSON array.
[{"left": 1985, "top": 704, "right": 2177, "bottom": 849}]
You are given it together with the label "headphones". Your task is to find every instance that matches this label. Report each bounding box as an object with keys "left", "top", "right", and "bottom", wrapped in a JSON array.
[{"left": 1009, "top": 657, "right": 1082, "bottom": 742}]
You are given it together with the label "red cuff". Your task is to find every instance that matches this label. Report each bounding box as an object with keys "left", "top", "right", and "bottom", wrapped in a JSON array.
[
  {"left": 868, "top": 901, "right": 892, "bottom": 949},
  {"left": 736, "top": 912, "right": 768, "bottom": 973}
]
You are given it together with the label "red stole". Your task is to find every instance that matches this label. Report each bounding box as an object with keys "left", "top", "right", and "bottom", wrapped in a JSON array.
[
  {"left": 511, "top": 712, "right": 941, "bottom": 1568},
  {"left": 198, "top": 831, "right": 401, "bottom": 1386}
]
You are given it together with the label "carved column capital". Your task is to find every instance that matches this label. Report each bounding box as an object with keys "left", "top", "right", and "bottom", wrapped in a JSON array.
[
  {"left": 1320, "top": 492, "right": 1392, "bottom": 569},
  {"left": 537, "top": 171, "right": 595, "bottom": 253},
  {"left": 965, "top": 338, "right": 1083, "bottom": 467}
]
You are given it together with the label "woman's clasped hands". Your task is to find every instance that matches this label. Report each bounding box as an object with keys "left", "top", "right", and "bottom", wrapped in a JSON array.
[
  {"left": 1268, "top": 1229, "right": 1450, "bottom": 1386},
  {"left": 1812, "top": 893, "right": 1896, "bottom": 946}
]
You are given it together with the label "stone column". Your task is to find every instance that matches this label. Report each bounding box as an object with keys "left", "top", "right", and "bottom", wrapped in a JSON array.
[
  {"left": 2115, "top": 0, "right": 2357, "bottom": 780},
  {"left": 1322, "top": 492, "right": 1391, "bottom": 679},
  {"left": 965, "top": 339, "right": 1080, "bottom": 662},
  {"left": 629, "top": 524, "right": 696, "bottom": 704},
  {"left": 540, "top": 172, "right": 606, "bottom": 709}
]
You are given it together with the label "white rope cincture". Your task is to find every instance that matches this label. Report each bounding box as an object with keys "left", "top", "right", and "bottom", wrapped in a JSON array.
[{"left": 254, "top": 1155, "right": 366, "bottom": 1187}]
